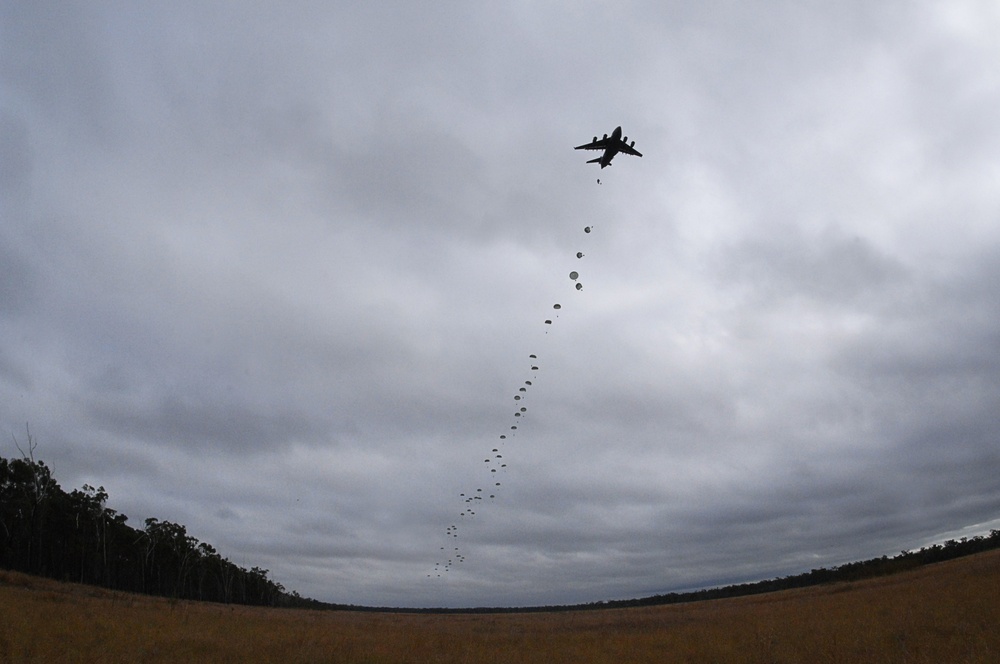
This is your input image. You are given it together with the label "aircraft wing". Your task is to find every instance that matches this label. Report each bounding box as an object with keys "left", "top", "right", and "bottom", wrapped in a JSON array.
[
  {"left": 574, "top": 138, "right": 611, "bottom": 151},
  {"left": 616, "top": 141, "right": 643, "bottom": 157}
]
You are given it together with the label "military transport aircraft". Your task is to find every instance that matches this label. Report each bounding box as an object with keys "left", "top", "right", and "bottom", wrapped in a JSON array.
[{"left": 574, "top": 126, "right": 642, "bottom": 168}]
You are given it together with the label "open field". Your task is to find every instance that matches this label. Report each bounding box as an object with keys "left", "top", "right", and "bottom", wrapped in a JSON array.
[{"left": 1, "top": 549, "right": 998, "bottom": 663}]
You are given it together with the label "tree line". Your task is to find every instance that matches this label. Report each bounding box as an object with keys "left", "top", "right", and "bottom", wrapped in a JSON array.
[
  {"left": 0, "top": 441, "right": 319, "bottom": 608},
  {"left": 386, "top": 530, "right": 1000, "bottom": 614},
  {"left": 579, "top": 529, "right": 1000, "bottom": 612},
  {"left": 3, "top": 437, "right": 998, "bottom": 613}
]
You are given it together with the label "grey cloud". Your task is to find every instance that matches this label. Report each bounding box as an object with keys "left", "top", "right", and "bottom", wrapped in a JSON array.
[
  {"left": 85, "top": 394, "right": 329, "bottom": 456},
  {"left": 3, "top": 1, "right": 1000, "bottom": 608},
  {"left": 0, "top": 238, "right": 35, "bottom": 317},
  {"left": 715, "top": 225, "right": 908, "bottom": 305},
  {"left": 0, "top": 110, "right": 32, "bottom": 201}
]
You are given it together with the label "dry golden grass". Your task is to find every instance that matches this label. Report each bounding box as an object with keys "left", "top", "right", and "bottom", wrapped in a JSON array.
[{"left": 1, "top": 549, "right": 998, "bottom": 663}]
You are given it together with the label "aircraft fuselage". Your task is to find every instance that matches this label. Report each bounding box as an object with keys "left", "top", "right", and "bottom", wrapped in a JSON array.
[{"left": 594, "top": 126, "right": 624, "bottom": 168}]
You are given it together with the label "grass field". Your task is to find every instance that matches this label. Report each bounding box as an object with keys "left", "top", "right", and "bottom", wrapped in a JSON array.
[{"left": 1, "top": 549, "right": 998, "bottom": 663}]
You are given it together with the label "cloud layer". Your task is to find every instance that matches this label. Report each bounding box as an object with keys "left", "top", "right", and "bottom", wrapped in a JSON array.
[{"left": 2, "top": 1, "right": 1000, "bottom": 607}]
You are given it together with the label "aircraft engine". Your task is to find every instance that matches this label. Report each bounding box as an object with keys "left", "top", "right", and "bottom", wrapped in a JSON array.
[
  {"left": 623, "top": 136, "right": 627, "bottom": 143},
  {"left": 592, "top": 136, "right": 597, "bottom": 143},
  {"left": 602, "top": 133, "right": 608, "bottom": 140},
  {"left": 630, "top": 140, "right": 635, "bottom": 147}
]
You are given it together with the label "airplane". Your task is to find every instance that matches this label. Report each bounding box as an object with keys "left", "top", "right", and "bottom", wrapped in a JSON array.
[{"left": 574, "top": 126, "right": 642, "bottom": 168}]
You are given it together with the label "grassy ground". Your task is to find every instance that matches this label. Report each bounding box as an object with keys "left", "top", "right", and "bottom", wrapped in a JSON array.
[{"left": 1, "top": 549, "right": 998, "bottom": 663}]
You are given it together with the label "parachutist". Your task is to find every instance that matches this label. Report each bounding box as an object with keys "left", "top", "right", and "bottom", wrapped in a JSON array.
[{"left": 597, "top": 178, "right": 601, "bottom": 185}]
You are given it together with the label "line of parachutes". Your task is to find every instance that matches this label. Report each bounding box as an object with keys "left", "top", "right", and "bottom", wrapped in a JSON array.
[{"left": 429, "top": 225, "right": 596, "bottom": 579}]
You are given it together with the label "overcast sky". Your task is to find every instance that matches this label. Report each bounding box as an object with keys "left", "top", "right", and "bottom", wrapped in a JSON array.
[{"left": 3, "top": 1, "right": 1000, "bottom": 608}]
